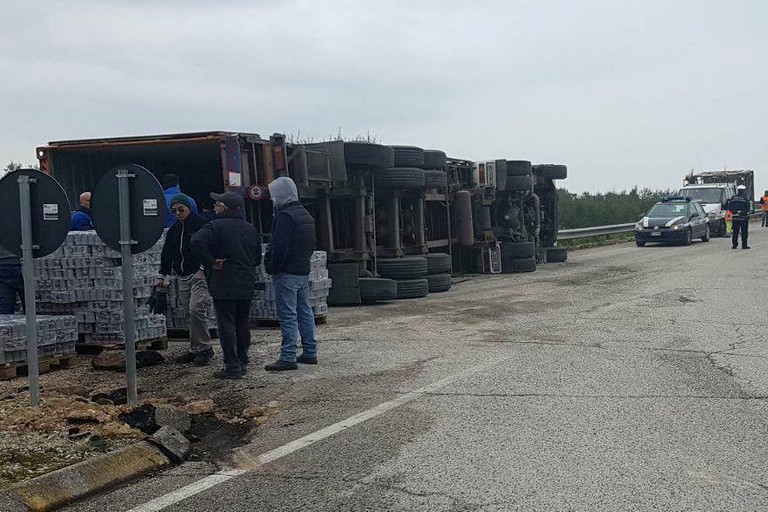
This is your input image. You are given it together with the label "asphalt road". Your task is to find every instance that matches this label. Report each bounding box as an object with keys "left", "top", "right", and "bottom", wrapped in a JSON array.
[{"left": 66, "top": 227, "right": 768, "bottom": 511}]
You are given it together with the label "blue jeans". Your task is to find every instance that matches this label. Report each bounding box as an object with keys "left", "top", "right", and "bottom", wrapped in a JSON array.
[
  {"left": 0, "top": 264, "right": 24, "bottom": 314},
  {"left": 273, "top": 273, "right": 317, "bottom": 362}
]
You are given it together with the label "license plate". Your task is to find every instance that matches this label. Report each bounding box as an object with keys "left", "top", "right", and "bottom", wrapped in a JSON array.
[{"left": 651, "top": 232, "right": 661, "bottom": 236}]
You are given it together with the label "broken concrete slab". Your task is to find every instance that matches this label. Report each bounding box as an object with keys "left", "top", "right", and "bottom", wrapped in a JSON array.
[
  {"left": 185, "top": 399, "right": 215, "bottom": 415},
  {"left": 149, "top": 426, "right": 191, "bottom": 464},
  {"left": 118, "top": 403, "right": 190, "bottom": 434}
]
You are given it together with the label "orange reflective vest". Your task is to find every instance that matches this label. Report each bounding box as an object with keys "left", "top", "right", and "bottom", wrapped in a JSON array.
[
  {"left": 725, "top": 210, "right": 733, "bottom": 222},
  {"left": 761, "top": 195, "right": 768, "bottom": 212}
]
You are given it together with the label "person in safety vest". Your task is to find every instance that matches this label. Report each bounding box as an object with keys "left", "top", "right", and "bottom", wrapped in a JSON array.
[
  {"left": 725, "top": 209, "right": 733, "bottom": 234},
  {"left": 759, "top": 190, "right": 768, "bottom": 227}
]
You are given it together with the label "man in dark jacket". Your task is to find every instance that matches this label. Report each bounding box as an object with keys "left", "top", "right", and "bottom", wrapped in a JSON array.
[
  {"left": 727, "top": 185, "right": 751, "bottom": 249},
  {"left": 264, "top": 177, "right": 317, "bottom": 372},
  {"left": 192, "top": 191, "right": 261, "bottom": 379},
  {"left": 0, "top": 242, "right": 23, "bottom": 314},
  {"left": 157, "top": 194, "right": 213, "bottom": 365},
  {"left": 70, "top": 192, "right": 94, "bottom": 231}
]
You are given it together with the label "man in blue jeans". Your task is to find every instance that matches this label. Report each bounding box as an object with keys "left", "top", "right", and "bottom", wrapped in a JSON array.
[{"left": 264, "top": 177, "right": 317, "bottom": 372}]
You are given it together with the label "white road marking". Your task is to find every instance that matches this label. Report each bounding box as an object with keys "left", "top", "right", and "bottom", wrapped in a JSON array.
[{"left": 127, "top": 361, "right": 494, "bottom": 512}]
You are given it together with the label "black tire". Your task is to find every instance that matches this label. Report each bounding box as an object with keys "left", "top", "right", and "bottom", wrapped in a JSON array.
[
  {"left": 535, "top": 164, "right": 568, "bottom": 180},
  {"left": 511, "top": 257, "right": 536, "bottom": 273},
  {"left": 390, "top": 146, "right": 425, "bottom": 167},
  {"left": 683, "top": 228, "right": 692, "bottom": 246},
  {"left": 545, "top": 247, "right": 567, "bottom": 263},
  {"left": 423, "top": 169, "right": 448, "bottom": 189},
  {"left": 374, "top": 167, "right": 425, "bottom": 189},
  {"left": 424, "top": 253, "right": 451, "bottom": 274},
  {"left": 359, "top": 278, "right": 397, "bottom": 303},
  {"left": 426, "top": 273, "right": 452, "bottom": 293},
  {"left": 719, "top": 219, "right": 727, "bottom": 237},
  {"left": 343, "top": 143, "right": 395, "bottom": 169},
  {"left": 422, "top": 150, "right": 447, "bottom": 169},
  {"left": 501, "top": 241, "right": 535, "bottom": 259},
  {"left": 701, "top": 224, "right": 710, "bottom": 242},
  {"left": 506, "top": 174, "right": 533, "bottom": 193},
  {"left": 395, "top": 279, "right": 429, "bottom": 299},
  {"left": 636, "top": 240, "right": 645, "bottom": 247},
  {"left": 377, "top": 256, "right": 428, "bottom": 280},
  {"left": 506, "top": 160, "right": 532, "bottom": 176}
]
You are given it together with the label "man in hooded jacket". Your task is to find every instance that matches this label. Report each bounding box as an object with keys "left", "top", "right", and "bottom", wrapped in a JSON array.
[
  {"left": 264, "top": 177, "right": 318, "bottom": 372},
  {"left": 191, "top": 191, "right": 261, "bottom": 379}
]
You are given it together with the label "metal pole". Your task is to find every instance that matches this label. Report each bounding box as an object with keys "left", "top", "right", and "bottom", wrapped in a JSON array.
[
  {"left": 117, "top": 170, "right": 138, "bottom": 407},
  {"left": 18, "top": 175, "right": 40, "bottom": 407}
]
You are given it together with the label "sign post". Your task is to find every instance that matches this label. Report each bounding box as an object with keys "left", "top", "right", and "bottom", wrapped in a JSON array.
[{"left": 18, "top": 175, "right": 40, "bottom": 406}]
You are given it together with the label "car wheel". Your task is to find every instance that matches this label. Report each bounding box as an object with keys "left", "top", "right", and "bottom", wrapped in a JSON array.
[
  {"left": 636, "top": 240, "right": 645, "bottom": 247},
  {"left": 701, "top": 224, "right": 710, "bottom": 242},
  {"left": 720, "top": 220, "right": 727, "bottom": 237},
  {"left": 683, "top": 228, "right": 692, "bottom": 246}
]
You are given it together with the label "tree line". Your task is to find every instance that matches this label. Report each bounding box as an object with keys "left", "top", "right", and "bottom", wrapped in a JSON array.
[{"left": 556, "top": 187, "right": 677, "bottom": 229}]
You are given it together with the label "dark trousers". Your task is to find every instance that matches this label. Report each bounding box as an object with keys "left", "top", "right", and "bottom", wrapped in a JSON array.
[
  {"left": 732, "top": 220, "right": 749, "bottom": 248},
  {"left": 0, "top": 264, "right": 24, "bottom": 314},
  {"left": 213, "top": 299, "right": 252, "bottom": 373}
]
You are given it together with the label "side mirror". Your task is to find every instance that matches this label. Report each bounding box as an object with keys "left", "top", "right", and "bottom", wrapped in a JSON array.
[{"left": 689, "top": 213, "right": 699, "bottom": 220}]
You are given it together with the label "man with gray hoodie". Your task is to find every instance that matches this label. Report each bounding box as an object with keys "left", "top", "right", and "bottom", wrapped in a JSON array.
[{"left": 264, "top": 177, "right": 318, "bottom": 372}]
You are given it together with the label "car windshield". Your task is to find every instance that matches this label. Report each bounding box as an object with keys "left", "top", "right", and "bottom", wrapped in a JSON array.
[
  {"left": 679, "top": 188, "right": 723, "bottom": 203},
  {"left": 647, "top": 203, "right": 689, "bottom": 218}
]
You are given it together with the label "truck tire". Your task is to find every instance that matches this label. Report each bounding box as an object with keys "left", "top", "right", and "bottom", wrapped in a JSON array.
[
  {"left": 511, "top": 257, "right": 537, "bottom": 273},
  {"left": 422, "top": 150, "right": 447, "bottom": 169},
  {"left": 424, "top": 169, "right": 448, "bottom": 189},
  {"left": 426, "top": 273, "right": 452, "bottom": 293},
  {"left": 374, "top": 167, "right": 425, "bottom": 189},
  {"left": 545, "top": 247, "right": 567, "bottom": 263},
  {"left": 343, "top": 142, "right": 395, "bottom": 169},
  {"left": 359, "top": 278, "right": 397, "bottom": 303},
  {"left": 535, "top": 164, "right": 568, "bottom": 180},
  {"left": 424, "top": 252, "right": 451, "bottom": 274},
  {"left": 377, "top": 256, "right": 428, "bottom": 280},
  {"left": 506, "top": 160, "right": 532, "bottom": 176},
  {"left": 395, "top": 278, "right": 429, "bottom": 299},
  {"left": 501, "top": 241, "right": 535, "bottom": 259},
  {"left": 506, "top": 174, "right": 533, "bottom": 193},
  {"left": 390, "top": 146, "right": 425, "bottom": 167}
]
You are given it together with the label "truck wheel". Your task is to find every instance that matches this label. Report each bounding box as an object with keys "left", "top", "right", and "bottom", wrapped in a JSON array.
[
  {"left": 359, "top": 278, "right": 397, "bottom": 303},
  {"left": 376, "top": 256, "right": 428, "bottom": 280},
  {"left": 683, "top": 228, "right": 692, "bottom": 246},
  {"left": 374, "top": 167, "right": 425, "bottom": 189},
  {"left": 424, "top": 253, "right": 451, "bottom": 274},
  {"left": 511, "top": 257, "right": 537, "bottom": 273},
  {"left": 501, "top": 241, "right": 535, "bottom": 259},
  {"left": 395, "top": 278, "right": 429, "bottom": 299},
  {"left": 423, "top": 170, "right": 448, "bottom": 189},
  {"left": 422, "top": 150, "right": 447, "bottom": 169},
  {"left": 426, "top": 273, "right": 452, "bottom": 293},
  {"left": 343, "top": 143, "right": 395, "bottom": 169},
  {"left": 506, "top": 174, "right": 533, "bottom": 193},
  {"left": 390, "top": 146, "right": 425, "bottom": 167},
  {"left": 535, "top": 164, "right": 568, "bottom": 180},
  {"left": 701, "top": 224, "right": 710, "bottom": 242},
  {"left": 636, "top": 240, "right": 646, "bottom": 247},
  {"left": 545, "top": 247, "right": 567, "bottom": 263},
  {"left": 506, "top": 160, "right": 532, "bottom": 176}
]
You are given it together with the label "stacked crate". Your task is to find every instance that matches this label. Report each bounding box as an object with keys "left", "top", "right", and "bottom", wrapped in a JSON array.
[
  {"left": 251, "top": 251, "right": 331, "bottom": 321},
  {"left": 0, "top": 314, "right": 78, "bottom": 364},
  {"left": 34, "top": 231, "right": 166, "bottom": 346}
]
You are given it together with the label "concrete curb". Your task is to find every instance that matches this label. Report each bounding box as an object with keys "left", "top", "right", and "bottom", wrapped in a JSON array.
[{"left": 2, "top": 441, "right": 170, "bottom": 512}]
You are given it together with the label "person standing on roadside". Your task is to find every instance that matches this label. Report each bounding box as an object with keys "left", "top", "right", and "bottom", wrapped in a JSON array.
[
  {"left": 727, "top": 185, "right": 751, "bottom": 250},
  {"left": 157, "top": 194, "right": 213, "bottom": 366},
  {"left": 759, "top": 190, "right": 768, "bottom": 227},
  {"left": 0, "top": 242, "right": 23, "bottom": 314},
  {"left": 264, "top": 177, "right": 318, "bottom": 372},
  {"left": 192, "top": 192, "right": 261, "bottom": 379},
  {"left": 70, "top": 191, "right": 94, "bottom": 231},
  {"left": 163, "top": 174, "right": 198, "bottom": 228}
]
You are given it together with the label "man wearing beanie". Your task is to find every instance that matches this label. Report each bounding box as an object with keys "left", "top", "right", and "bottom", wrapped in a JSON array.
[
  {"left": 157, "top": 193, "right": 214, "bottom": 365},
  {"left": 192, "top": 191, "right": 261, "bottom": 379}
]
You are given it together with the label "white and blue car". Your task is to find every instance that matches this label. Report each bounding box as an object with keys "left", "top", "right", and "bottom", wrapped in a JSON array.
[{"left": 635, "top": 197, "right": 711, "bottom": 247}]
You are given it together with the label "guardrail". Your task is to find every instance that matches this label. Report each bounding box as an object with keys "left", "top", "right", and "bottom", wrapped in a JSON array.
[{"left": 558, "top": 212, "right": 764, "bottom": 240}]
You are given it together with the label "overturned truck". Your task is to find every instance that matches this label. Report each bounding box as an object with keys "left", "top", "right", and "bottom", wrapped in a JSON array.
[{"left": 36, "top": 132, "right": 568, "bottom": 307}]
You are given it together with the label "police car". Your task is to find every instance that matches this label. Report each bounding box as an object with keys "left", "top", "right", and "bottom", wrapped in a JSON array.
[{"left": 635, "top": 197, "right": 711, "bottom": 247}]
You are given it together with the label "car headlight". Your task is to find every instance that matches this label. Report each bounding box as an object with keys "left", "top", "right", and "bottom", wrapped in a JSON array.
[
  {"left": 671, "top": 224, "right": 683, "bottom": 230},
  {"left": 635, "top": 223, "right": 643, "bottom": 231}
]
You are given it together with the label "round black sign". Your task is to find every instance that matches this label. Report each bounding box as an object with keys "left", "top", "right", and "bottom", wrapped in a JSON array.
[
  {"left": 91, "top": 164, "right": 167, "bottom": 254},
  {"left": 0, "top": 169, "right": 72, "bottom": 258}
]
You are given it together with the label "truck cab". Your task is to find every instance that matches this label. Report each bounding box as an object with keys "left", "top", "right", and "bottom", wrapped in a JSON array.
[{"left": 677, "top": 183, "right": 735, "bottom": 237}]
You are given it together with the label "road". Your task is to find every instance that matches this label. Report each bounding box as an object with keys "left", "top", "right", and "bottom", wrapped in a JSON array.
[{"left": 67, "top": 228, "right": 768, "bottom": 511}]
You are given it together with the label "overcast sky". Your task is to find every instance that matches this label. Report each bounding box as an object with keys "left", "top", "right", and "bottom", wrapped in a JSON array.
[{"left": 1, "top": 0, "right": 767, "bottom": 194}]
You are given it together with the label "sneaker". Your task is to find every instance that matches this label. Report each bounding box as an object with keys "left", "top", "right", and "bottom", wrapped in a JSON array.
[
  {"left": 296, "top": 354, "right": 318, "bottom": 365},
  {"left": 175, "top": 352, "right": 196, "bottom": 364},
  {"left": 264, "top": 360, "right": 298, "bottom": 372},
  {"left": 193, "top": 349, "right": 214, "bottom": 366},
  {"left": 213, "top": 369, "right": 243, "bottom": 380}
]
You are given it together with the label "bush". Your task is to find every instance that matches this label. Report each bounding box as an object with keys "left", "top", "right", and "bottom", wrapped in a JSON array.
[{"left": 557, "top": 186, "right": 676, "bottom": 229}]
